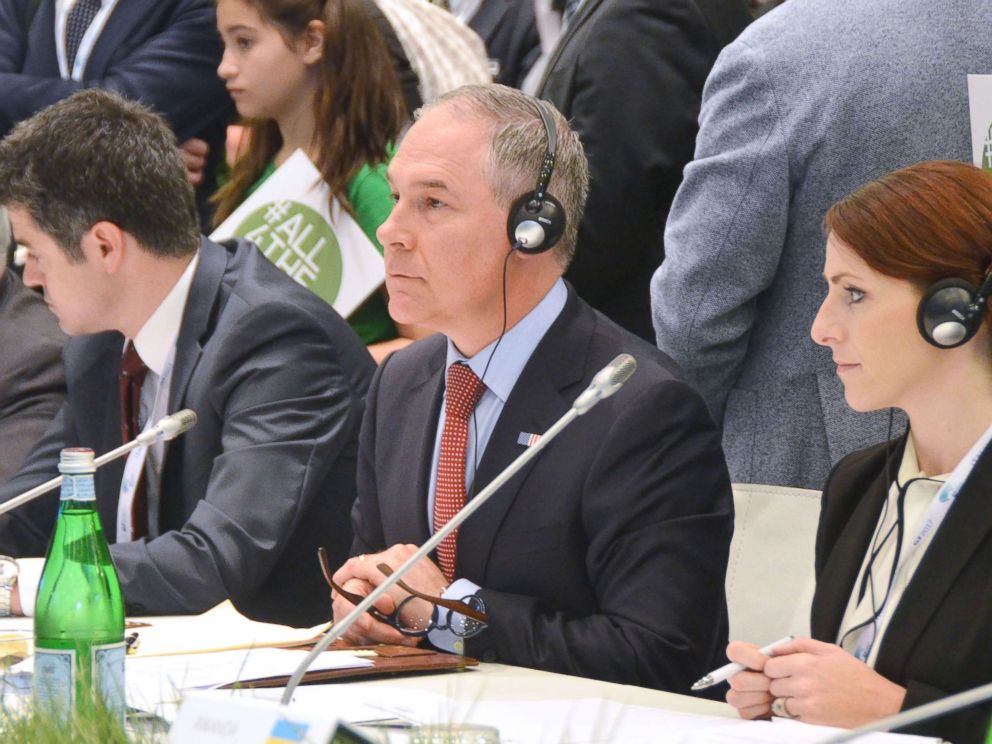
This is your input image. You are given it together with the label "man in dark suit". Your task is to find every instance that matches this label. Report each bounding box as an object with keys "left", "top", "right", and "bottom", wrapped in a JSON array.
[
  {"left": 0, "top": 264, "right": 65, "bottom": 486},
  {"left": 537, "top": 0, "right": 750, "bottom": 340},
  {"left": 0, "top": 0, "right": 231, "bottom": 222},
  {"left": 0, "top": 90, "right": 374, "bottom": 627},
  {"left": 331, "top": 85, "right": 733, "bottom": 692}
]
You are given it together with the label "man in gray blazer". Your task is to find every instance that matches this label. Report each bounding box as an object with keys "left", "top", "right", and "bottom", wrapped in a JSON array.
[
  {"left": 0, "top": 90, "right": 374, "bottom": 626},
  {"left": 651, "top": 0, "right": 987, "bottom": 489}
]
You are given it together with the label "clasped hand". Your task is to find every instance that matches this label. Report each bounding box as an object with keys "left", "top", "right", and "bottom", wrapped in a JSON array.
[
  {"left": 330, "top": 544, "right": 447, "bottom": 646},
  {"left": 725, "top": 637, "right": 907, "bottom": 728}
]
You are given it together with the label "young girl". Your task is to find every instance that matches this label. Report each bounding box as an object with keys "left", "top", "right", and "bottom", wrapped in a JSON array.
[{"left": 214, "top": 0, "right": 423, "bottom": 360}]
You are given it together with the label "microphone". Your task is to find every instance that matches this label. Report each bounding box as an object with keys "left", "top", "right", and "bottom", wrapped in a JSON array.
[
  {"left": 0, "top": 409, "right": 198, "bottom": 518},
  {"left": 279, "top": 353, "right": 638, "bottom": 704},
  {"left": 135, "top": 408, "right": 197, "bottom": 446},
  {"left": 571, "top": 353, "right": 637, "bottom": 414},
  {"left": 824, "top": 680, "right": 992, "bottom": 743}
]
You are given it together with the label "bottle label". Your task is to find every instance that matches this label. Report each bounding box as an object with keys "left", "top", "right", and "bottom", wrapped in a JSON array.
[
  {"left": 34, "top": 647, "right": 76, "bottom": 712},
  {"left": 60, "top": 473, "right": 96, "bottom": 502},
  {"left": 93, "top": 642, "right": 126, "bottom": 718}
]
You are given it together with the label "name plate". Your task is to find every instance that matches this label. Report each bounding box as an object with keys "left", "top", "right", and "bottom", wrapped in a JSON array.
[{"left": 168, "top": 692, "right": 372, "bottom": 744}]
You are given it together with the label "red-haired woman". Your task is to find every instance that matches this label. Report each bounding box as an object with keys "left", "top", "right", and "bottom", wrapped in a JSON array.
[{"left": 726, "top": 160, "right": 992, "bottom": 744}]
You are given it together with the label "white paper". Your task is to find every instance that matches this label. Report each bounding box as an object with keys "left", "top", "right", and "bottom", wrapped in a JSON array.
[
  {"left": 210, "top": 149, "right": 386, "bottom": 319},
  {"left": 967, "top": 75, "right": 992, "bottom": 171},
  {"left": 125, "top": 647, "right": 373, "bottom": 719}
]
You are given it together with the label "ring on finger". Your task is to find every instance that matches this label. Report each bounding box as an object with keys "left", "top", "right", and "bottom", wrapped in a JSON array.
[{"left": 771, "top": 697, "right": 796, "bottom": 719}]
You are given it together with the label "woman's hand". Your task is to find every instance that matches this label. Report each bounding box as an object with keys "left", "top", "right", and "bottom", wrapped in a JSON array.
[
  {"left": 725, "top": 640, "right": 777, "bottom": 719},
  {"left": 733, "top": 637, "right": 908, "bottom": 728}
]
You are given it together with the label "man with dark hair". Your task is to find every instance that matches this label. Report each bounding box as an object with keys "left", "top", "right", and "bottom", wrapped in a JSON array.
[
  {"left": 0, "top": 89, "right": 374, "bottom": 627},
  {"left": 0, "top": 0, "right": 231, "bottom": 222},
  {"left": 331, "top": 85, "right": 733, "bottom": 691}
]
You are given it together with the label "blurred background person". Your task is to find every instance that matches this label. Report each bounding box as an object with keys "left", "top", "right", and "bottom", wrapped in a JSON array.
[
  {"left": 213, "top": 0, "right": 428, "bottom": 361},
  {"left": 726, "top": 161, "right": 992, "bottom": 744},
  {"left": 652, "top": 0, "right": 990, "bottom": 489},
  {"left": 539, "top": 0, "right": 749, "bottom": 340},
  {"left": 0, "top": 0, "right": 231, "bottom": 225},
  {"left": 0, "top": 212, "right": 65, "bottom": 486}
]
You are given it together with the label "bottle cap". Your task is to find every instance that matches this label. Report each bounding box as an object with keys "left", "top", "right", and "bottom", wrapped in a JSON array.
[{"left": 58, "top": 448, "right": 96, "bottom": 475}]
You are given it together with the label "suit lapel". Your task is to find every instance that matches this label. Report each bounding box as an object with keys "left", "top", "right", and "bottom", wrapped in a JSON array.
[
  {"left": 814, "top": 444, "right": 901, "bottom": 642},
  {"left": 457, "top": 290, "right": 590, "bottom": 580},
  {"left": 396, "top": 351, "right": 445, "bottom": 543},
  {"left": 537, "top": 0, "right": 610, "bottom": 92},
  {"left": 83, "top": 0, "right": 155, "bottom": 78},
  {"left": 875, "top": 441, "right": 992, "bottom": 676},
  {"left": 168, "top": 239, "right": 225, "bottom": 413}
]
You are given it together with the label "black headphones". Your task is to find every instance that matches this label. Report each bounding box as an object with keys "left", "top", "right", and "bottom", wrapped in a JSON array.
[
  {"left": 916, "top": 264, "right": 992, "bottom": 348},
  {"left": 506, "top": 99, "right": 567, "bottom": 255}
]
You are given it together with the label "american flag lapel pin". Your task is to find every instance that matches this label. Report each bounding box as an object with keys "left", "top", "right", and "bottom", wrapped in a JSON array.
[{"left": 517, "top": 432, "right": 543, "bottom": 447}]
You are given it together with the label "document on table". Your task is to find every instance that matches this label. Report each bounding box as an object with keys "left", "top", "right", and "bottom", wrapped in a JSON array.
[
  {"left": 126, "top": 647, "right": 373, "bottom": 717},
  {"left": 125, "top": 600, "right": 331, "bottom": 657},
  {"left": 180, "top": 688, "right": 941, "bottom": 743}
]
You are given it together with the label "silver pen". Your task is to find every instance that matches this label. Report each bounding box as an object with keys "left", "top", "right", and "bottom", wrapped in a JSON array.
[{"left": 691, "top": 635, "right": 795, "bottom": 691}]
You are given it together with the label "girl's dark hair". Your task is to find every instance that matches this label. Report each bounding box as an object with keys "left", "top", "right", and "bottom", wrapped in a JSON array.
[{"left": 213, "top": 0, "right": 406, "bottom": 225}]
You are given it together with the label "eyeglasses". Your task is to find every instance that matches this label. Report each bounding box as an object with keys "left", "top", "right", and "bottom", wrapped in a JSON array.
[{"left": 318, "top": 548, "right": 488, "bottom": 638}]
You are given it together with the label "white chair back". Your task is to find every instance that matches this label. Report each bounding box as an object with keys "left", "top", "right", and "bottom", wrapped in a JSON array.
[{"left": 726, "top": 483, "right": 821, "bottom": 644}]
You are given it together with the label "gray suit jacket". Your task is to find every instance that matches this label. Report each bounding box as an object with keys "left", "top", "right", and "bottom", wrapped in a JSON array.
[
  {"left": 651, "top": 0, "right": 986, "bottom": 489},
  {"left": 0, "top": 268, "right": 65, "bottom": 485},
  {"left": 0, "top": 239, "right": 374, "bottom": 626}
]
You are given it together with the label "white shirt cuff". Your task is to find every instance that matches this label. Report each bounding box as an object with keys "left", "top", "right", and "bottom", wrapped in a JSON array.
[{"left": 427, "top": 577, "right": 482, "bottom": 654}]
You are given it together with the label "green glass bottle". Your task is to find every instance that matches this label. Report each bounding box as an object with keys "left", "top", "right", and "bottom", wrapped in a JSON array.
[{"left": 33, "top": 447, "right": 125, "bottom": 721}]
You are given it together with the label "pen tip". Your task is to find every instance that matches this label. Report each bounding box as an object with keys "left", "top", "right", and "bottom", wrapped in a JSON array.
[{"left": 690, "top": 677, "right": 711, "bottom": 691}]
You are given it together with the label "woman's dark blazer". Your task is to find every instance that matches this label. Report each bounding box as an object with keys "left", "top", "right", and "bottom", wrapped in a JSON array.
[{"left": 812, "top": 433, "right": 992, "bottom": 743}]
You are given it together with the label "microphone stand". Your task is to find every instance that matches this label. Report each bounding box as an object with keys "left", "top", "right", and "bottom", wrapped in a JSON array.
[
  {"left": 824, "top": 680, "right": 992, "bottom": 743},
  {"left": 0, "top": 409, "right": 198, "bottom": 518},
  {"left": 279, "top": 353, "right": 637, "bottom": 704}
]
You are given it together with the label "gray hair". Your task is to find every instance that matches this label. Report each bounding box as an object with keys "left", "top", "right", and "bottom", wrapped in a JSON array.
[
  {"left": 421, "top": 84, "right": 589, "bottom": 269},
  {"left": 0, "top": 89, "right": 200, "bottom": 263}
]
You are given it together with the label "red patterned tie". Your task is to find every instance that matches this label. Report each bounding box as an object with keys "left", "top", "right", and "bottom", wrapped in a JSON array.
[
  {"left": 434, "top": 363, "right": 487, "bottom": 583},
  {"left": 119, "top": 342, "right": 149, "bottom": 539}
]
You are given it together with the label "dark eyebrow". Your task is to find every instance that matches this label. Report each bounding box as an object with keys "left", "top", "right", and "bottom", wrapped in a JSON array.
[{"left": 824, "top": 271, "right": 865, "bottom": 284}]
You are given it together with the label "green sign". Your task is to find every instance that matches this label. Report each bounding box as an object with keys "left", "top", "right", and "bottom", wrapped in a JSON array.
[{"left": 237, "top": 200, "right": 343, "bottom": 305}]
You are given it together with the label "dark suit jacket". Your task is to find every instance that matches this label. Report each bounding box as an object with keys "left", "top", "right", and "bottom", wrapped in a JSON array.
[
  {"left": 0, "top": 239, "right": 375, "bottom": 627},
  {"left": 538, "top": 0, "right": 750, "bottom": 340},
  {"left": 0, "top": 0, "right": 232, "bottom": 222},
  {"left": 352, "top": 286, "right": 733, "bottom": 691},
  {"left": 813, "top": 435, "right": 992, "bottom": 744},
  {"left": 468, "top": 0, "right": 540, "bottom": 88},
  {"left": 0, "top": 268, "right": 65, "bottom": 485}
]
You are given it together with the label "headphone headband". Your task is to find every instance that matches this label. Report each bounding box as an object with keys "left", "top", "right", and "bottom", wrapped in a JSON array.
[
  {"left": 506, "top": 98, "right": 566, "bottom": 254},
  {"left": 532, "top": 100, "right": 558, "bottom": 204}
]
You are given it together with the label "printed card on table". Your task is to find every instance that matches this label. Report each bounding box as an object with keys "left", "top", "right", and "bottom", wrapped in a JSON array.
[
  {"left": 210, "top": 149, "right": 385, "bottom": 319},
  {"left": 967, "top": 75, "right": 992, "bottom": 172}
]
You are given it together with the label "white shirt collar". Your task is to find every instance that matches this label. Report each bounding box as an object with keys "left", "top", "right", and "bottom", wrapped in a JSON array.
[{"left": 129, "top": 252, "right": 200, "bottom": 376}]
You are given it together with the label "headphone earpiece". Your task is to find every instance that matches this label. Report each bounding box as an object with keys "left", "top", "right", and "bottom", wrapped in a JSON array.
[
  {"left": 508, "top": 193, "right": 566, "bottom": 254},
  {"left": 506, "top": 99, "right": 567, "bottom": 255},
  {"left": 917, "top": 276, "right": 987, "bottom": 348}
]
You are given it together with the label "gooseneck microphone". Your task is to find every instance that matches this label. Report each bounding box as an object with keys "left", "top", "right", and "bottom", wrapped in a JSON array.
[
  {"left": 824, "top": 680, "right": 992, "bottom": 743},
  {"left": 0, "top": 409, "right": 198, "bottom": 518},
  {"left": 279, "top": 354, "right": 638, "bottom": 705}
]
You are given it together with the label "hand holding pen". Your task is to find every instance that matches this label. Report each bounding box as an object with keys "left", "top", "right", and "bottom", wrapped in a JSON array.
[{"left": 692, "top": 635, "right": 794, "bottom": 690}]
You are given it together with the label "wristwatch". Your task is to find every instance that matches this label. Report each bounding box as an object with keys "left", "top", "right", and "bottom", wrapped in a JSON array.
[{"left": 0, "top": 556, "right": 19, "bottom": 617}]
